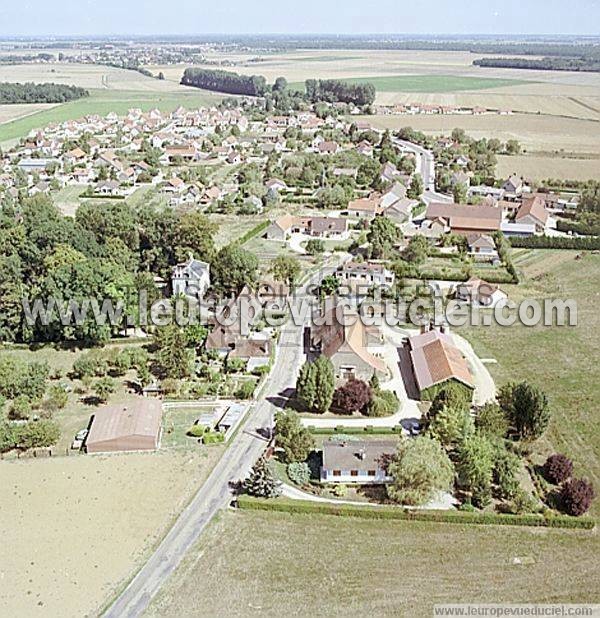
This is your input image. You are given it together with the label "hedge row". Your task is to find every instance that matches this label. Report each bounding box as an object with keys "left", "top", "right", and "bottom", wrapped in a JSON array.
[
  {"left": 556, "top": 220, "right": 600, "bottom": 237},
  {"left": 237, "top": 496, "right": 596, "bottom": 530},
  {"left": 417, "top": 268, "right": 517, "bottom": 285},
  {"left": 238, "top": 220, "right": 269, "bottom": 245},
  {"left": 509, "top": 235, "right": 600, "bottom": 250},
  {"left": 306, "top": 425, "right": 404, "bottom": 435}
]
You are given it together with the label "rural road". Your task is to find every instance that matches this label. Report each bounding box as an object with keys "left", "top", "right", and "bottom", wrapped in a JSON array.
[
  {"left": 393, "top": 137, "right": 453, "bottom": 205},
  {"left": 103, "top": 259, "right": 346, "bottom": 618}
]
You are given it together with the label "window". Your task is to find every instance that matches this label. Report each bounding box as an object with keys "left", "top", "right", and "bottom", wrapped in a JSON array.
[
  {"left": 333, "top": 470, "right": 341, "bottom": 477},
  {"left": 367, "top": 470, "right": 376, "bottom": 477},
  {"left": 350, "top": 470, "right": 359, "bottom": 477}
]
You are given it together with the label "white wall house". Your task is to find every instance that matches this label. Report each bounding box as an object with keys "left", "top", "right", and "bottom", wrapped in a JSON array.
[
  {"left": 171, "top": 256, "right": 211, "bottom": 299},
  {"left": 320, "top": 440, "right": 397, "bottom": 484}
]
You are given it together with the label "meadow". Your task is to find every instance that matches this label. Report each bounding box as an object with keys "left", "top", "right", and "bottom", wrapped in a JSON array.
[
  {"left": 146, "top": 509, "right": 600, "bottom": 617},
  {"left": 458, "top": 250, "right": 600, "bottom": 514}
]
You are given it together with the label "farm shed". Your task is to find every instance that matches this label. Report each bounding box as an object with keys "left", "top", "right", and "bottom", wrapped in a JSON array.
[{"left": 86, "top": 399, "right": 162, "bottom": 454}]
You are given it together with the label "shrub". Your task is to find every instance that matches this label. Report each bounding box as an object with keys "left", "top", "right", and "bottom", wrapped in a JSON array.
[
  {"left": 9, "top": 395, "right": 32, "bottom": 421},
  {"left": 332, "top": 484, "right": 347, "bottom": 497},
  {"left": 333, "top": 378, "right": 372, "bottom": 414},
  {"left": 544, "top": 453, "right": 574, "bottom": 485},
  {"left": 475, "top": 402, "right": 509, "bottom": 439},
  {"left": 365, "top": 389, "right": 398, "bottom": 417},
  {"left": 502, "top": 487, "right": 541, "bottom": 515},
  {"left": 72, "top": 352, "right": 108, "bottom": 379},
  {"left": 16, "top": 419, "right": 60, "bottom": 449},
  {"left": 493, "top": 447, "right": 521, "bottom": 499},
  {"left": 187, "top": 424, "right": 209, "bottom": 438},
  {"left": 235, "top": 380, "right": 256, "bottom": 400},
  {"left": 561, "top": 478, "right": 595, "bottom": 516},
  {"left": 44, "top": 385, "right": 68, "bottom": 411},
  {"left": 287, "top": 461, "right": 311, "bottom": 485},
  {"left": 202, "top": 431, "right": 225, "bottom": 444}
]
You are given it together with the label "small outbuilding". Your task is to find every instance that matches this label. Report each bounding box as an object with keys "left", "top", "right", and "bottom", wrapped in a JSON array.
[{"left": 86, "top": 399, "right": 162, "bottom": 454}]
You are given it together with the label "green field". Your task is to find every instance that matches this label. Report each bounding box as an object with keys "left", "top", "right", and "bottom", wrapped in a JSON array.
[
  {"left": 458, "top": 249, "right": 600, "bottom": 514},
  {"left": 147, "top": 509, "right": 600, "bottom": 617},
  {"left": 0, "top": 88, "right": 222, "bottom": 144},
  {"left": 290, "top": 74, "right": 531, "bottom": 93}
]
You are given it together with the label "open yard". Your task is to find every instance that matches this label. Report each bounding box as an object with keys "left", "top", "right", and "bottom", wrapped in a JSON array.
[
  {"left": 146, "top": 509, "right": 600, "bottom": 617},
  {"left": 0, "top": 447, "right": 223, "bottom": 617},
  {"left": 458, "top": 250, "right": 600, "bottom": 515}
]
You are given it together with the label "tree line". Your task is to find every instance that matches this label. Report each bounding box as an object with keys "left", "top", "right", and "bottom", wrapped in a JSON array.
[
  {"left": 181, "top": 68, "right": 268, "bottom": 96},
  {"left": 0, "top": 82, "right": 89, "bottom": 104},
  {"left": 305, "top": 79, "right": 376, "bottom": 106},
  {"left": 474, "top": 57, "right": 600, "bottom": 73}
]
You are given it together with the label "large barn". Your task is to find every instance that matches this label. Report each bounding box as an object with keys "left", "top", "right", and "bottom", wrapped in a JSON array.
[{"left": 85, "top": 399, "right": 162, "bottom": 454}]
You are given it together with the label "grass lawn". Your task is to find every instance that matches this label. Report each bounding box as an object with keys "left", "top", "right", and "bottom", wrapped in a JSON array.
[
  {"left": 0, "top": 88, "right": 222, "bottom": 144},
  {"left": 52, "top": 184, "right": 88, "bottom": 216},
  {"left": 162, "top": 405, "right": 219, "bottom": 449},
  {"left": 146, "top": 509, "right": 600, "bottom": 617},
  {"left": 290, "top": 74, "right": 531, "bottom": 94},
  {"left": 457, "top": 249, "right": 600, "bottom": 514}
]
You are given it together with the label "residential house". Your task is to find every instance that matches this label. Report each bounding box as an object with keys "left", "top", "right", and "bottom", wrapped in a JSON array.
[
  {"left": 405, "top": 327, "right": 474, "bottom": 400},
  {"left": 424, "top": 202, "right": 502, "bottom": 235},
  {"left": 310, "top": 303, "right": 387, "bottom": 383},
  {"left": 336, "top": 261, "right": 395, "bottom": 293},
  {"left": 345, "top": 197, "right": 381, "bottom": 219},
  {"left": 466, "top": 233, "right": 499, "bottom": 262},
  {"left": 265, "top": 215, "right": 348, "bottom": 241},
  {"left": 456, "top": 277, "right": 508, "bottom": 308},
  {"left": 515, "top": 195, "right": 549, "bottom": 233},
  {"left": 321, "top": 440, "right": 396, "bottom": 484},
  {"left": 171, "top": 256, "right": 211, "bottom": 298}
]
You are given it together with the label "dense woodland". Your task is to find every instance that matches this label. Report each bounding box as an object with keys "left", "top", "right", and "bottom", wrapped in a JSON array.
[
  {"left": 305, "top": 79, "right": 376, "bottom": 106},
  {"left": 181, "top": 68, "right": 268, "bottom": 96},
  {"left": 0, "top": 82, "right": 89, "bottom": 104},
  {"left": 474, "top": 57, "right": 600, "bottom": 73}
]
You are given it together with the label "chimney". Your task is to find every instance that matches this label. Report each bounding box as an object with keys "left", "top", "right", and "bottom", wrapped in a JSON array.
[{"left": 357, "top": 448, "right": 366, "bottom": 460}]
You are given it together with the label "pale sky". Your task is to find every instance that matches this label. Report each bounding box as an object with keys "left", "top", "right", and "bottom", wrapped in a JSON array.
[{"left": 0, "top": 0, "right": 598, "bottom": 37}]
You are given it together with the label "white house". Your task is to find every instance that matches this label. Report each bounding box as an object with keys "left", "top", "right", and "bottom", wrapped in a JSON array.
[
  {"left": 320, "top": 440, "right": 396, "bottom": 484},
  {"left": 171, "top": 256, "right": 211, "bottom": 299}
]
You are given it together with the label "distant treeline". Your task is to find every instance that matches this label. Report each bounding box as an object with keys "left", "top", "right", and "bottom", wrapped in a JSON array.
[
  {"left": 180, "top": 68, "right": 376, "bottom": 106},
  {"left": 181, "top": 68, "right": 268, "bottom": 96},
  {"left": 0, "top": 82, "right": 89, "bottom": 104},
  {"left": 474, "top": 57, "right": 600, "bottom": 73},
  {"left": 305, "top": 79, "right": 376, "bottom": 106},
  {"left": 0, "top": 53, "right": 55, "bottom": 65}
]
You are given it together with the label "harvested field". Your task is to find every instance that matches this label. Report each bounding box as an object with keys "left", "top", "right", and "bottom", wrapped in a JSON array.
[
  {"left": 147, "top": 509, "right": 600, "bottom": 617},
  {"left": 0, "top": 63, "right": 185, "bottom": 92},
  {"left": 357, "top": 113, "right": 600, "bottom": 155},
  {"left": 0, "top": 448, "right": 223, "bottom": 617},
  {"left": 0, "top": 102, "right": 59, "bottom": 124},
  {"left": 496, "top": 154, "right": 600, "bottom": 182}
]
